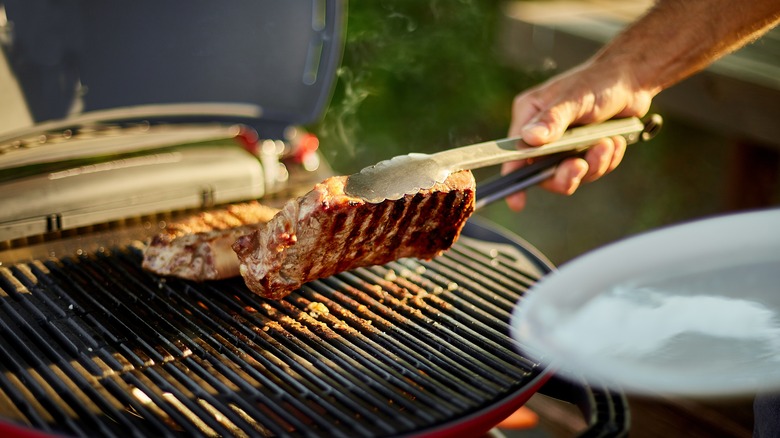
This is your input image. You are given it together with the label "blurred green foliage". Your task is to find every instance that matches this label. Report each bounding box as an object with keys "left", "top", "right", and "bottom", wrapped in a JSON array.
[
  {"left": 311, "top": 0, "right": 544, "bottom": 174},
  {"left": 309, "top": 1, "right": 740, "bottom": 265}
]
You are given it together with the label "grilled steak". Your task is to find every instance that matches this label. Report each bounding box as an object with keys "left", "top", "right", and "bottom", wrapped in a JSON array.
[
  {"left": 142, "top": 201, "right": 279, "bottom": 281},
  {"left": 232, "top": 171, "right": 476, "bottom": 300}
]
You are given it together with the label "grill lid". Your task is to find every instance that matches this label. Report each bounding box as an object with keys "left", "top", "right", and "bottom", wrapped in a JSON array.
[{"left": 0, "top": 0, "right": 345, "bottom": 139}]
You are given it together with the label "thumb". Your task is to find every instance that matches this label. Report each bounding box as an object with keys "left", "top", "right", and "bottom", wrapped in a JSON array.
[
  {"left": 520, "top": 110, "right": 571, "bottom": 146},
  {"left": 520, "top": 121, "right": 552, "bottom": 146}
]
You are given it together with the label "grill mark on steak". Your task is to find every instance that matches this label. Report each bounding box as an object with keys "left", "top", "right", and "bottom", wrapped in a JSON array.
[
  {"left": 333, "top": 205, "right": 374, "bottom": 273},
  {"left": 331, "top": 212, "right": 348, "bottom": 235},
  {"left": 233, "top": 171, "right": 476, "bottom": 300},
  {"left": 389, "top": 196, "right": 409, "bottom": 223},
  {"left": 339, "top": 200, "right": 394, "bottom": 270},
  {"left": 373, "top": 196, "right": 409, "bottom": 260},
  {"left": 421, "top": 190, "right": 462, "bottom": 253},
  {"left": 316, "top": 209, "right": 356, "bottom": 280},
  {"left": 387, "top": 193, "right": 426, "bottom": 257}
]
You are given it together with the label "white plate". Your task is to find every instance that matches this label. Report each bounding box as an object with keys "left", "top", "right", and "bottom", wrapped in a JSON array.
[{"left": 511, "top": 208, "right": 780, "bottom": 397}]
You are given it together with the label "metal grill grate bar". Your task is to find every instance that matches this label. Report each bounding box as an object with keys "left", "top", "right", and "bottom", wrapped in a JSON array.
[
  {"left": 174, "top": 280, "right": 419, "bottom": 435},
  {"left": 339, "top": 267, "right": 532, "bottom": 386},
  {"left": 102, "top": 253, "right": 363, "bottom": 437},
  {"left": 202, "top": 284, "right": 458, "bottom": 424},
  {"left": 294, "top": 285, "right": 498, "bottom": 404}
]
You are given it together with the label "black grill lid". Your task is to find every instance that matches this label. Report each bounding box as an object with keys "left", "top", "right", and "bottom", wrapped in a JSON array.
[{"left": 2, "top": 0, "right": 345, "bottom": 139}]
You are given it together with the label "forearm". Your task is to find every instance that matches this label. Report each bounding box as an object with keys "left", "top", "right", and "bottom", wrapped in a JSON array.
[{"left": 594, "top": 0, "right": 780, "bottom": 96}]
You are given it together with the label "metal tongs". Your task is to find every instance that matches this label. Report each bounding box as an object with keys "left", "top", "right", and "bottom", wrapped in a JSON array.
[{"left": 345, "top": 115, "right": 663, "bottom": 208}]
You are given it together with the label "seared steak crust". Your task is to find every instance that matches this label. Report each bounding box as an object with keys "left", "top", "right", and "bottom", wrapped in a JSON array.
[
  {"left": 142, "top": 201, "right": 279, "bottom": 281},
  {"left": 232, "top": 171, "right": 476, "bottom": 300}
]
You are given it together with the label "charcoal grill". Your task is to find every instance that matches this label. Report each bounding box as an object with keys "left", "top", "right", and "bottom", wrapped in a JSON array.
[
  {"left": 0, "top": 220, "right": 626, "bottom": 437},
  {"left": 0, "top": 1, "right": 628, "bottom": 437}
]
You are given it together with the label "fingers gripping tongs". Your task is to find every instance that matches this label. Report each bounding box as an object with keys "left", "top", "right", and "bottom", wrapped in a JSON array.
[{"left": 344, "top": 115, "right": 663, "bottom": 208}]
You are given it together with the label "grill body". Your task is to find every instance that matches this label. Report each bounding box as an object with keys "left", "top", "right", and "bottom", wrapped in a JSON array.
[{"left": 0, "top": 220, "right": 554, "bottom": 437}]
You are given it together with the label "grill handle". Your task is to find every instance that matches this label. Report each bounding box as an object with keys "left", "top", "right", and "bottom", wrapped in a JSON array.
[{"left": 538, "top": 375, "right": 630, "bottom": 437}]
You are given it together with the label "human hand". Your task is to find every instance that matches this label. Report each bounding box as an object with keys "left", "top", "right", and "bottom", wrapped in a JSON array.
[{"left": 502, "top": 59, "right": 655, "bottom": 211}]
